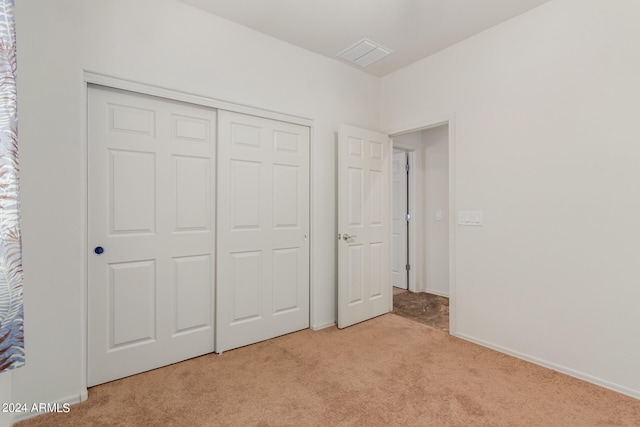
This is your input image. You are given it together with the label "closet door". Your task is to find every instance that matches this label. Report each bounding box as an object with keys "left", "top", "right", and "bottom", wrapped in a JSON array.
[
  {"left": 216, "top": 111, "right": 310, "bottom": 353},
  {"left": 88, "top": 86, "right": 215, "bottom": 386}
]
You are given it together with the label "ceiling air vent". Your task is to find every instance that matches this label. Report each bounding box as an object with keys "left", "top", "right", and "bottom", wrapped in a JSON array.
[{"left": 337, "top": 38, "right": 392, "bottom": 68}]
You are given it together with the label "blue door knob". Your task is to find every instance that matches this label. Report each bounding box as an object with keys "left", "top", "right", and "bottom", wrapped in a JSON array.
[{"left": 94, "top": 246, "right": 104, "bottom": 255}]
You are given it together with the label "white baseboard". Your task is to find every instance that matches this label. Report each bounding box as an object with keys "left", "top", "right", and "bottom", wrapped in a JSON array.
[
  {"left": 311, "top": 321, "right": 335, "bottom": 331},
  {"left": 11, "top": 389, "right": 87, "bottom": 425},
  {"left": 454, "top": 332, "right": 640, "bottom": 401},
  {"left": 424, "top": 288, "right": 449, "bottom": 298}
]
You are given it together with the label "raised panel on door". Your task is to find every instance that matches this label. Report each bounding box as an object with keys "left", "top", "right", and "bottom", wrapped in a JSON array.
[
  {"left": 273, "top": 164, "right": 300, "bottom": 228},
  {"left": 173, "top": 255, "right": 211, "bottom": 334},
  {"left": 109, "top": 150, "right": 156, "bottom": 234},
  {"left": 348, "top": 167, "right": 364, "bottom": 227},
  {"left": 369, "top": 243, "right": 384, "bottom": 299},
  {"left": 173, "top": 156, "right": 211, "bottom": 232},
  {"left": 230, "top": 251, "right": 263, "bottom": 324},
  {"left": 230, "top": 160, "right": 262, "bottom": 230},
  {"left": 109, "top": 104, "right": 156, "bottom": 136},
  {"left": 370, "top": 169, "right": 384, "bottom": 226},
  {"left": 338, "top": 125, "right": 391, "bottom": 328},
  {"left": 348, "top": 245, "right": 364, "bottom": 304},
  {"left": 88, "top": 86, "right": 216, "bottom": 386},
  {"left": 217, "top": 111, "right": 309, "bottom": 353},
  {"left": 109, "top": 260, "right": 156, "bottom": 348},
  {"left": 172, "top": 114, "right": 210, "bottom": 143},
  {"left": 272, "top": 248, "right": 301, "bottom": 314}
]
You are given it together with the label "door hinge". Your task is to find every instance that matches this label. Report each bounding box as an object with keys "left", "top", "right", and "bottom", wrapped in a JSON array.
[
  {"left": 405, "top": 163, "right": 410, "bottom": 172},
  {"left": 405, "top": 213, "right": 411, "bottom": 221},
  {"left": 406, "top": 264, "right": 411, "bottom": 271}
]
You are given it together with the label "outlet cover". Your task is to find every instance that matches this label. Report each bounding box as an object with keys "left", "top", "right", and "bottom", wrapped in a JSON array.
[{"left": 458, "top": 211, "right": 483, "bottom": 226}]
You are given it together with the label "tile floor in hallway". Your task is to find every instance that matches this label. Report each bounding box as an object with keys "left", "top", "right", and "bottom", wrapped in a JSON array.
[{"left": 392, "top": 288, "right": 449, "bottom": 333}]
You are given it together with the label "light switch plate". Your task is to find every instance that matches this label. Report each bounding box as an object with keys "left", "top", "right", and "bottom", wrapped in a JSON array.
[{"left": 458, "top": 211, "right": 483, "bottom": 226}]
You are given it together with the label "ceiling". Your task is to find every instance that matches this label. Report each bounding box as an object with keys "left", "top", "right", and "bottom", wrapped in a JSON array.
[{"left": 179, "top": 0, "right": 551, "bottom": 77}]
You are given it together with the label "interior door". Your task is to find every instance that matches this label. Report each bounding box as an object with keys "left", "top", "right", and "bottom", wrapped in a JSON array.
[
  {"left": 88, "top": 86, "right": 216, "bottom": 386},
  {"left": 392, "top": 150, "right": 409, "bottom": 289},
  {"left": 338, "top": 125, "right": 391, "bottom": 328},
  {"left": 216, "top": 110, "right": 310, "bottom": 353}
]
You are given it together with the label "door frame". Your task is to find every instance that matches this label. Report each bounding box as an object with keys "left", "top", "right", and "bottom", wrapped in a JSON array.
[
  {"left": 81, "top": 72, "right": 315, "bottom": 395},
  {"left": 390, "top": 144, "right": 417, "bottom": 294},
  {"left": 386, "top": 114, "right": 456, "bottom": 335}
]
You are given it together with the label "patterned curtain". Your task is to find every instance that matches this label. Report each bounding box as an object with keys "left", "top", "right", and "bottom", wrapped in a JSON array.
[{"left": 0, "top": 0, "right": 23, "bottom": 373}]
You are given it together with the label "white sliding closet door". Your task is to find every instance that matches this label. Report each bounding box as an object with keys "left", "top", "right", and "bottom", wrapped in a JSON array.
[
  {"left": 88, "top": 86, "right": 216, "bottom": 386},
  {"left": 216, "top": 111, "right": 310, "bottom": 353}
]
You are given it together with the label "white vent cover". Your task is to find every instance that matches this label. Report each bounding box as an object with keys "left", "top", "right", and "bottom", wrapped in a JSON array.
[{"left": 337, "top": 38, "right": 392, "bottom": 67}]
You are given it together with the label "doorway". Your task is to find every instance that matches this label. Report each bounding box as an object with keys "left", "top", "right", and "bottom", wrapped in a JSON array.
[
  {"left": 391, "top": 124, "right": 451, "bottom": 332},
  {"left": 335, "top": 118, "right": 455, "bottom": 332}
]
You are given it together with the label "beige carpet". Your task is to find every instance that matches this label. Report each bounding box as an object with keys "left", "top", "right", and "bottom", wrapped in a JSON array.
[{"left": 17, "top": 314, "right": 640, "bottom": 426}]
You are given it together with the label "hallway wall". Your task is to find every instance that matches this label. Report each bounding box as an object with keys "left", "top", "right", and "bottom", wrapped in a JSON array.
[{"left": 422, "top": 125, "right": 450, "bottom": 297}]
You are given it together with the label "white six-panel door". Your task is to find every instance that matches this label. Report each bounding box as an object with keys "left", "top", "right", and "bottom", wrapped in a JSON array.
[
  {"left": 392, "top": 150, "right": 408, "bottom": 289},
  {"left": 88, "top": 86, "right": 216, "bottom": 386},
  {"left": 338, "top": 125, "right": 391, "bottom": 328},
  {"left": 216, "top": 111, "right": 310, "bottom": 353}
]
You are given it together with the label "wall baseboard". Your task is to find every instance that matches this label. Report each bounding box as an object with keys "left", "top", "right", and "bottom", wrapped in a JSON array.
[
  {"left": 11, "top": 389, "right": 87, "bottom": 425},
  {"left": 425, "top": 288, "right": 449, "bottom": 298},
  {"left": 311, "top": 321, "right": 336, "bottom": 331},
  {"left": 454, "top": 332, "right": 640, "bottom": 401}
]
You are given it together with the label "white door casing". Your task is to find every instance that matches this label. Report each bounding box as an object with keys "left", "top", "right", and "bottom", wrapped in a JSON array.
[
  {"left": 216, "top": 111, "right": 310, "bottom": 353},
  {"left": 392, "top": 150, "right": 408, "bottom": 289},
  {"left": 338, "top": 125, "right": 391, "bottom": 328},
  {"left": 88, "top": 86, "right": 216, "bottom": 386}
]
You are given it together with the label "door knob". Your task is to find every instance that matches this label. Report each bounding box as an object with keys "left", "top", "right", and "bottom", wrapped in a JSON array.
[
  {"left": 342, "top": 233, "right": 356, "bottom": 240},
  {"left": 94, "top": 246, "right": 104, "bottom": 255}
]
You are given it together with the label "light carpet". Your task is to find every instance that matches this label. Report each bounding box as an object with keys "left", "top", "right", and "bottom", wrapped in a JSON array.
[{"left": 17, "top": 314, "right": 640, "bottom": 426}]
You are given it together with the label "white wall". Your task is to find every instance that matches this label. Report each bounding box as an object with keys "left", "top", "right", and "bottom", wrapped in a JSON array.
[
  {"left": 381, "top": 0, "right": 640, "bottom": 397},
  {"left": 422, "top": 126, "right": 449, "bottom": 297},
  {"left": 13, "top": 0, "right": 378, "bottom": 414},
  {"left": 11, "top": 0, "right": 640, "bottom": 417}
]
